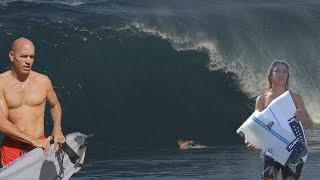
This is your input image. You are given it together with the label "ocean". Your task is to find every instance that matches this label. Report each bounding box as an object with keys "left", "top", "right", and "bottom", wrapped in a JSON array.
[{"left": 0, "top": 0, "right": 320, "bottom": 179}]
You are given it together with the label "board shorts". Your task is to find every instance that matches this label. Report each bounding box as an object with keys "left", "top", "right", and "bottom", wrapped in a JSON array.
[
  {"left": 263, "top": 155, "right": 303, "bottom": 179},
  {"left": 0, "top": 134, "right": 46, "bottom": 166}
]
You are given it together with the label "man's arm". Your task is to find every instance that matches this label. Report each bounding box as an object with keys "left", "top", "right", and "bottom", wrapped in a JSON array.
[
  {"left": 45, "top": 76, "right": 64, "bottom": 145},
  {"left": 255, "top": 94, "right": 265, "bottom": 112},
  {"left": 0, "top": 111, "right": 36, "bottom": 145},
  {"left": 293, "top": 93, "right": 313, "bottom": 129}
]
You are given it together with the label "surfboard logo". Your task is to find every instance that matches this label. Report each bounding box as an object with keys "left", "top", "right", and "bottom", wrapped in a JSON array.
[
  {"left": 267, "top": 121, "right": 274, "bottom": 130},
  {"left": 265, "top": 148, "right": 274, "bottom": 157},
  {"left": 286, "top": 138, "right": 299, "bottom": 152}
]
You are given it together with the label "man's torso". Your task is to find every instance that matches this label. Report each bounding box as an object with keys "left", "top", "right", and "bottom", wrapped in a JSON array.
[{"left": 0, "top": 70, "right": 48, "bottom": 138}]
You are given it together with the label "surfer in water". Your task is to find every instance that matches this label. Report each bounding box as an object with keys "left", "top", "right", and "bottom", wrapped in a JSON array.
[
  {"left": 0, "top": 37, "right": 65, "bottom": 167},
  {"left": 246, "top": 60, "right": 313, "bottom": 180},
  {"left": 178, "top": 139, "right": 207, "bottom": 150}
]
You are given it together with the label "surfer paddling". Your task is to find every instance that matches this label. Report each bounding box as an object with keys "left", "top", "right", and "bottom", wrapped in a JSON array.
[
  {"left": 0, "top": 37, "right": 65, "bottom": 166},
  {"left": 178, "top": 139, "right": 207, "bottom": 150},
  {"left": 245, "top": 60, "right": 313, "bottom": 180}
]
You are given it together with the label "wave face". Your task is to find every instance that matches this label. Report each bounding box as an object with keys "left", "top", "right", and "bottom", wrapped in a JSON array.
[{"left": 0, "top": 1, "right": 319, "bottom": 151}]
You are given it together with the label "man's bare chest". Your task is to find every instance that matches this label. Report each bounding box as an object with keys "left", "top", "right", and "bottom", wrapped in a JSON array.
[
  {"left": 4, "top": 84, "right": 47, "bottom": 108},
  {"left": 264, "top": 94, "right": 279, "bottom": 109}
]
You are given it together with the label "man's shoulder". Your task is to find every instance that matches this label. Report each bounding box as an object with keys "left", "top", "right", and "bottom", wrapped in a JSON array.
[
  {"left": 256, "top": 92, "right": 268, "bottom": 101},
  {"left": 0, "top": 70, "right": 11, "bottom": 78},
  {"left": 0, "top": 70, "right": 12, "bottom": 87},
  {"left": 255, "top": 92, "right": 268, "bottom": 111},
  {"left": 31, "top": 71, "right": 51, "bottom": 83}
]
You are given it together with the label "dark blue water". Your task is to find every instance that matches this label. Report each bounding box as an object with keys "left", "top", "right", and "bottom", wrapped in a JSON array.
[
  {"left": 1, "top": 0, "right": 320, "bottom": 179},
  {"left": 71, "top": 144, "right": 320, "bottom": 179}
]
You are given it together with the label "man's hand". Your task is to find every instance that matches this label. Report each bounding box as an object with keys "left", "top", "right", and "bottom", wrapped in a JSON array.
[
  {"left": 294, "top": 108, "right": 306, "bottom": 122},
  {"left": 245, "top": 140, "right": 260, "bottom": 152},
  {"left": 52, "top": 129, "right": 65, "bottom": 150},
  {"left": 32, "top": 138, "right": 50, "bottom": 153}
]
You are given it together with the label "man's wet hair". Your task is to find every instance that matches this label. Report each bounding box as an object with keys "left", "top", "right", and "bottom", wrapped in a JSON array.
[{"left": 267, "top": 59, "right": 290, "bottom": 90}]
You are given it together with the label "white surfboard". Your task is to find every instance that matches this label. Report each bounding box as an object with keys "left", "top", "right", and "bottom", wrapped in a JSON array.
[
  {"left": 0, "top": 132, "right": 88, "bottom": 180},
  {"left": 237, "top": 91, "right": 307, "bottom": 165}
]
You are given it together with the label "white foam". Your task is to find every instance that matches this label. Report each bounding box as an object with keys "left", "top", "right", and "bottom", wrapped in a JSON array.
[{"left": 122, "top": 21, "right": 320, "bottom": 123}]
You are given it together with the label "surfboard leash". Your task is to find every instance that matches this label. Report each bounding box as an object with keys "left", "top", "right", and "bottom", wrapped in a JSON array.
[{"left": 55, "top": 148, "right": 65, "bottom": 180}]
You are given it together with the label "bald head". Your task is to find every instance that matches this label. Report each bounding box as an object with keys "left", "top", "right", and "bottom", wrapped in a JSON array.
[
  {"left": 10, "top": 37, "right": 35, "bottom": 53},
  {"left": 9, "top": 37, "right": 36, "bottom": 75}
]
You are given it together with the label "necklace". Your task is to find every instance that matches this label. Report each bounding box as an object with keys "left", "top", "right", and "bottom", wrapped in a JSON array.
[{"left": 20, "top": 81, "right": 27, "bottom": 88}]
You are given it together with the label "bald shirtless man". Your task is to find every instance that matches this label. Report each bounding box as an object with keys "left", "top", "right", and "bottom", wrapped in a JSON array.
[{"left": 0, "top": 37, "right": 65, "bottom": 166}]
